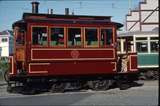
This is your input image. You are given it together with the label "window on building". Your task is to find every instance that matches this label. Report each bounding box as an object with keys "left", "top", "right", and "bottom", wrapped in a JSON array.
[
  {"left": 68, "top": 28, "right": 81, "bottom": 47},
  {"left": 32, "top": 27, "right": 47, "bottom": 46},
  {"left": 1, "top": 38, "right": 8, "bottom": 42},
  {"left": 100, "top": 28, "right": 113, "bottom": 46},
  {"left": 50, "top": 28, "right": 64, "bottom": 46},
  {"left": 85, "top": 28, "right": 98, "bottom": 47},
  {"left": 136, "top": 42, "right": 148, "bottom": 52}
]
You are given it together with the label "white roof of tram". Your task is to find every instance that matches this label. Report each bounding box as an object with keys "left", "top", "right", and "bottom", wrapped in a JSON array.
[{"left": 118, "top": 27, "right": 159, "bottom": 38}]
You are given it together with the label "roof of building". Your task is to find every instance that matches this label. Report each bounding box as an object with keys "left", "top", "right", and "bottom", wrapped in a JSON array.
[{"left": 0, "top": 30, "right": 13, "bottom": 37}]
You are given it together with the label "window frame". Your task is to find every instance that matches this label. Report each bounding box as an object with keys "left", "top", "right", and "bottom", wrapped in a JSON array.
[
  {"left": 84, "top": 27, "right": 99, "bottom": 48},
  {"left": 49, "top": 26, "right": 66, "bottom": 48},
  {"left": 31, "top": 26, "right": 48, "bottom": 47},
  {"left": 135, "top": 37, "right": 148, "bottom": 53},
  {"left": 100, "top": 27, "right": 114, "bottom": 47},
  {"left": 16, "top": 30, "right": 25, "bottom": 45},
  {"left": 150, "top": 37, "right": 159, "bottom": 53},
  {"left": 67, "top": 27, "right": 83, "bottom": 48}
]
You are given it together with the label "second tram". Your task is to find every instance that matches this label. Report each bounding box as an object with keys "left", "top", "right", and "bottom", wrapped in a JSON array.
[{"left": 118, "top": 29, "right": 159, "bottom": 80}]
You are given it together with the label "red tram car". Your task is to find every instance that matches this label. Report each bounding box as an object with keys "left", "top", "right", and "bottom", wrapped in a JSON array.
[{"left": 7, "top": 2, "right": 139, "bottom": 93}]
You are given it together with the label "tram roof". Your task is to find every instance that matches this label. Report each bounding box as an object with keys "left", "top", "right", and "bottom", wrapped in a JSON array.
[
  {"left": 118, "top": 29, "right": 159, "bottom": 38},
  {"left": 22, "top": 13, "right": 112, "bottom": 21},
  {"left": 12, "top": 13, "right": 123, "bottom": 29}
]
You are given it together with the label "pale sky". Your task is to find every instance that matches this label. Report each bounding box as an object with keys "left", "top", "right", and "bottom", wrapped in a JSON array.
[{"left": 0, "top": 0, "right": 141, "bottom": 31}]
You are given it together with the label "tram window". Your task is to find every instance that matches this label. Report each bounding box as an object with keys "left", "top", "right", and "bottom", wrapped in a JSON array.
[
  {"left": 68, "top": 28, "right": 81, "bottom": 47},
  {"left": 136, "top": 37, "right": 147, "bottom": 40},
  {"left": 50, "top": 28, "right": 64, "bottom": 46},
  {"left": 126, "top": 41, "right": 132, "bottom": 52},
  {"left": 151, "top": 41, "right": 159, "bottom": 52},
  {"left": 100, "top": 29, "right": 113, "bottom": 46},
  {"left": 32, "top": 27, "right": 47, "bottom": 46},
  {"left": 123, "top": 41, "right": 127, "bottom": 52},
  {"left": 16, "top": 30, "right": 25, "bottom": 45},
  {"left": 136, "top": 42, "right": 148, "bottom": 52},
  {"left": 150, "top": 37, "right": 157, "bottom": 40},
  {"left": 117, "top": 40, "right": 121, "bottom": 52},
  {"left": 85, "top": 28, "right": 98, "bottom": 47}
]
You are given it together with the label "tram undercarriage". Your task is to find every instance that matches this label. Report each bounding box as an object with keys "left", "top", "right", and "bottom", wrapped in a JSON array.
[{"left": 6, "top": 72, "right": 141, "bottom": 94}]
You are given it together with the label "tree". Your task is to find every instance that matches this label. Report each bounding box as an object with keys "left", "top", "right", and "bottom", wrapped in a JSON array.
[{"left": 0, "top": 57, "right": 9, "bottom": 80}]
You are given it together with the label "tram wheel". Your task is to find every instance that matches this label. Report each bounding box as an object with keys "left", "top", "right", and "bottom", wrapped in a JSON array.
[
  {"left": 89, "top": 80, "right": 111, "bottom": 91},
  {"left": 119, "top": 83, "right": 130, "bottom": 90},
  {"left": 145, "top": 71, "right": 154, "bottom": 80},
  {"left": 20, "top": 83, "right": 37, "bottom": 95},
  {"left": 7, "top": 85, "right": 13, "bottom": 93},
  {"left": 50, "top": 82, "right": 65, "bottom": 93}
]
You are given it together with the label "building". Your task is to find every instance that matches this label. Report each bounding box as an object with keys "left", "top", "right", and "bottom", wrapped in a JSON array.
[
  {"left": 0, "top": 30, "right": 13, "bottom": 57},
  {"left": 126, "top": 0, "right": 159, "bottom": 31}
]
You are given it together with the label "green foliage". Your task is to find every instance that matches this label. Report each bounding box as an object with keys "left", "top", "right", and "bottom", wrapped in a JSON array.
[
  {"left": 0, "top": 62, "right": 9, "bottom": 72},
  {"left": 0, "top": 57, "right": 9, "bottom": 80},
  {"left": 0, "top": 57, "right": 9, "bottom": 72}
]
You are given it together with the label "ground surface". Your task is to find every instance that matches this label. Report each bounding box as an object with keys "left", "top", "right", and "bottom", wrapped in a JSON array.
[{"left": 0, "top": 80, "right": 159, "bottom": 106}]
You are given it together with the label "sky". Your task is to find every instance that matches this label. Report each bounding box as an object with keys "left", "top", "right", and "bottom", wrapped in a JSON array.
[{"left": 0, "top": 0, "right": 141, "bottom": 32}]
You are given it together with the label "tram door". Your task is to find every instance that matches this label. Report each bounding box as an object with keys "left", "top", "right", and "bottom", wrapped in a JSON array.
[
  {"left": 117, "top": 36, "right": 134, "bottom": 72},
  {"left": 117, "top": 37, "right": 133, "bottom": 54},
  {"left": 14, "top": 26, "right": 26, "bottom": 74}
]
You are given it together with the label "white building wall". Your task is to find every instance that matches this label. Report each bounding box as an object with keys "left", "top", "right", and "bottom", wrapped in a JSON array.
[
  {"left": 141, "top": 0, "right": 158, "bottom": 10},
  {"left": 127, "top": 22, "right": 140, "bottom": 31},
  {"left": 1, "top": 46, "right": 9, "bottom": 57},
  {"left": 141, "top": 25, "right": 159, "bottom": 31},
  {"left": 125, "top": 0, "right": 159, "bottom": 32},
  {"left": 141, "top": 11, "right": 159, "bottom": 23},
  {"left": 0, "top": 36, "right": 10, "bottom": 57},
  {"left": 127, "top": 12, "right": 139, "bottom": 21}
]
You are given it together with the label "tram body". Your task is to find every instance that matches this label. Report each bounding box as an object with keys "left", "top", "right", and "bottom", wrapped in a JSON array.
[
  {"left": 9, "top": 13, "right": 138, "bottom": 78},
  {"left": 6, "top": 2, "right": 139, "bottom": 93}
]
